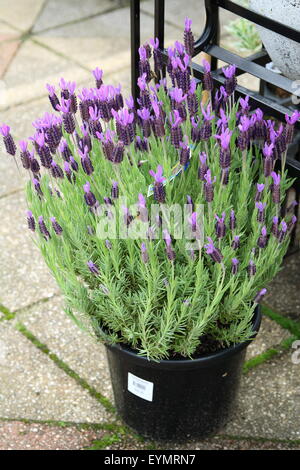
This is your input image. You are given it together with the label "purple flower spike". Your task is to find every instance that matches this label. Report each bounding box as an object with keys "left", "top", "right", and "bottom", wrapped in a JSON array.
[
  {"left": 184, "top": 17, "right": 194, "bottom": 56},
  {"left": 257, "top": 226, "right": 268, "bottom": 249},
  {"left": 32, "top": 178, "right": 43, "bottom": 197},
  {"left": 198, "top": 152, "right": 208, "bottom": 181},
  {"left": 204, "top": 169, "right": 216, "bottom": 203},
  {"left": 204, "top": 237, "right": 223, "bottom": 264},
  {"left": 92, "top": 67, "right": 103, "bottom": 88},
  {"left": 87, "top": 261, "right": 99, "bottom": 275},
  {"left": 255, "top": 202, "right": 266, "bottom": 223},
  {"left": 83, "top": 181, "right": 97, "bottom": 207},
  {"left": 222, "top": 65, "right": 237, "bottom": 95},
  {"left": 231, "top": 258, "right": 239, "bottom": 275},
  {"left": 149, "top": 165, "right": 165, "bottom": 184},
  {"left": 254, "top": 288, "right": 267, "bottom": 304},
  {"left": 141, "top": 242, "right": 149, "bottom": 263},
  {"left": 51, "top": 160, "right": 64, "bottom": 178},
  {"left": 202, "top": 59, "right": 213, "bottom": 91},
  {"left": 1, "top": 124, "right": 16, "bottom": 156},
  {"left": 215, "top": 212, "right": 226, "bottom": 239},
  {"left": 255, "top": 183, "right": 265, "bottom": 202},
  {"left": 38, "top": 216, "right": 51, "bottom": 240},
  {"left": 230, "top": 210, "right": 236, "bottom": 230},
  {"left": 50, "top": 217, "right": 63, "bottom": 236},
  {"left": 231, "top": 235, "right": 240, "bottom": 250},
  {"left": 248, "top": 260, "right": 256, "bottom": 277},
  {"left": 263, "top": 142, "right": 274, "bottom": 159},
  {"left": 111, "top": 181, "right": 119, "bottom": 200},
  {"left": 271, "top": 171, "right": 281, "bottom": 204},
  {"left": 26, "top": 211, "right": 35, "bottom": 232},
  {"left": 278, "top": 221, "right": 288, "bottom": 243}
]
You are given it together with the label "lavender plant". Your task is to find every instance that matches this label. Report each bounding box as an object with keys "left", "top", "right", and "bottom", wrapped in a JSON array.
[{"left": 2, "top": 19, "right": 298, "bottom": 360}]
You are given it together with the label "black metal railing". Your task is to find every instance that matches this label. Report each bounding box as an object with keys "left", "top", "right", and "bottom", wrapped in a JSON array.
[{"left": 130, "top": 0, "right": 300, "bottom": 245}]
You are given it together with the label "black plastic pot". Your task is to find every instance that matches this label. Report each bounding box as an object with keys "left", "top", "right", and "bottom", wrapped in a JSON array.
[{"left": 105, "top": 307, "right": 261, "bottom": 441}]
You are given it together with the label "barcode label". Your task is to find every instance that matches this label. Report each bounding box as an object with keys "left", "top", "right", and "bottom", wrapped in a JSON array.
[{"left": 128, "top": 372, "right": 153, "bottom": 401}]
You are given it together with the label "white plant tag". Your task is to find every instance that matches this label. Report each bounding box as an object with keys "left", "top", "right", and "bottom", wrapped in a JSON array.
[{"left": 128, "top": 372, "right": 154, "bottom": 402}]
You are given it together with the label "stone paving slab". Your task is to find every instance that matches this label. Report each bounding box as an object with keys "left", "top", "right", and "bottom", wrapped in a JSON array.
[
  {"left": 17, "top": 296, "right": 114, "bottom": 402},
  {"left": 0, "top": 191, "right": 58, "bottom": 311},
  {"left": 0, "top": 0, "right": 45, "bottom": 32},
  {"left": 2, "top": 39, "right": 89, "bottom": 109},
  {"left": 0, "top": 321, "right": 111, "bottom": 423},
  {"left": 265, "top": 252, "right": 300, "bottom": 322},
  {"left": 0, "top": 420, "right": 108, "bottom": 450},
  {"left": 224, "top": 350, "right": 300, "bottom": 440},
  {"left": 246, "top": 315, "right": 291, "bottom": 359},
  {"left": 33, "top": 8, "right": 181, "bottom": 74},
  {"left": 0, "top": 37, "right": 21, "bottom": 79},
  {"left": 32, "top": 0, "right": 124, "bottom": 33}
]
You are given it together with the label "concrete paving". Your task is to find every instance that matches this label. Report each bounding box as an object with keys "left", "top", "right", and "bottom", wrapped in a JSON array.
[{"left": 0, "top": 0, "right": 299, "bottom": 451}]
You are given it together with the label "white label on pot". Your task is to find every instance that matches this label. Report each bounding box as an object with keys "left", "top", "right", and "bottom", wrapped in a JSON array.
[{"left": 128, "top": 372, "right": 153, "bottom": 401}]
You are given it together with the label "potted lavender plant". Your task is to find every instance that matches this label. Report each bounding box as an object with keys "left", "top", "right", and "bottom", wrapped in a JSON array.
[{"left": 1, "top": 19, "right": 298, "bottom": 441}]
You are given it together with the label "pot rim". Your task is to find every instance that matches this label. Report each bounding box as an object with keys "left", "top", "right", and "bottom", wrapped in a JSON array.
[{"left": 105, "top": 306, "right": 262, "bottom": 370}]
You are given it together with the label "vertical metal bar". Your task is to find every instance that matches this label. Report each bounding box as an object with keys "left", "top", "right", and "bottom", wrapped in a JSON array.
[
  {"left": 154, "top": 0, "right": 165, "bottom": 50},
  {"left": 130, "top": 0, "right": 140, "bottom": 104},
  {"left": 154, "top": 0, "right": 165, "bottom": 80}
]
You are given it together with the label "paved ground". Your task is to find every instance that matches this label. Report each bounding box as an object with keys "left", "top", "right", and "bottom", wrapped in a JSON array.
[{"left": 0, "top": 0, "right": 299, "bottom": 451}]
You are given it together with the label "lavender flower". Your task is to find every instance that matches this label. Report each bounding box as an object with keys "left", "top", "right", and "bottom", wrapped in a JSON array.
[
  {"left": 215, "top": 128, "right": 232, "bottom": 169},
  {"left": 19, "top": 140, "right": 31, "bottom": 170},
  {"left": 92, "top": 67, "right": 103, "bottom": 88},
  {"left": 70, "top": 156, "right": 79, "bottom": 172},
  {"left": 271, "top": 172, "right": 281, "bottom": 204},
  {"left": 112, "top": 141, "right": 125, "bottom": 164},
  {"left": 163, "top": 230, "right": 175, "bottom": 261},
  {"left": 248, "top": 260, "right": 256, "bottom": 276},
  {"left": 111, "top": 181, "right": 119, "bottom": 200},
  {"left": 237, "top": 115, "right": 251, "bottom": 151},
  {"left": 58, "top": 99, "right": 75, "bottom": 135},
  {"left": 29, "top": 151, "right": 40, "bottom": 174},
  {"left": 38, "top": 216, "right": 51, "bottom": 240},
  {"left": 254, "top": 288, "right": 267, "bottom": 304},
  {"left": 83, "top": 182, "right": 97, "bottom": 207},
  {"left": 271, "top": 217, "right": 279, "bottom": 239},
  {"left": 231, "top": 258, "right": 239, "bottom": 275},
  {"left": 137, "top": 108, "right": 151, "bottom": 138},
  {"left": 222, "top": 65, "right": 237, "bottom": 95},
  {"left": 50, "top": 217, "right": 63, "bottom": 235},
  {"left": 198, "top": 152, "right": 208, "bottom": 181},
  {"left": 255, "top": 202, "right": 266, "bottom": 223},
  {"left": 215, "top": 212, "right": 226, "bottom": 239},
  {"left": 51, "top": 160, "right": 64, "bottom": 178},
  {"left": 46, "top": 84, "right": 60, "bottom": 111},
  {"left": 204, "top": 169, "right": 216, "bottom": 203},
  {"left": 202, "top": 59, "right": 213, "bottom": 91},
  {"left": 141, "top": 242, "right": 149, "bottom": 263},
  {"left": 255, "top": 183, "right": 265, "bottom": 202},
  {"left": 231, "top": 235, "right": 240, "bottom": 250},
  {"left": 257, "top": 226, "right": 268, "bottom": 249},
  {"left": 278, "top": 221, "right": 288, "bottom": 243},
  {"left": 149, "top": 165, "right": 166, "bottom": 203},
  {"left": 80, "top": 148, "right": 94, "bottom": 175},
  {"left": 229, "top": 210, "right": 236, "bottom": 231},
  {"left": 26, "top": 211, "right": 35, "bottom": 232},
  {"left": 204, "top": 237, "right": 223, "bottom": 263},
  {"left": 285, "top": 110, "right": 300, "bottom": 145},
  {"left": 138, "top": 194, "right": 148, "bottom": 222},
  {"left": 32, "top": 178, "right": 43, "bottom": 197},
  {"left": 149, "top": 37, "right": 163, "bottom": 78},
  {"left": 1, "top": 124, "right": 16, "bottom": 156},
  {"left": 169, "top": 110, "right": 183, "bottom": 149},
  {"left": 179, "top": 140, "right": 190, "bottom": 166},
  {"left": 87, "top": 261, "right": 99, "bottom": 275},
  {"left": 138, "top": 46, "right": 151, "bottom": 82},
  {"left": 183, "top": 17, "right": 194, "bottom": 57}
]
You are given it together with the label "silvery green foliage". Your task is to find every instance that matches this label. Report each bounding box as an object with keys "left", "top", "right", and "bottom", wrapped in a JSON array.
[{"left": 13, "top": 30, "right": 295, "bottom": 360}]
